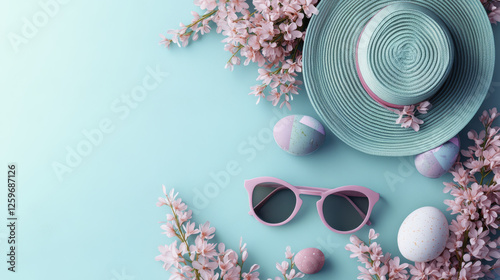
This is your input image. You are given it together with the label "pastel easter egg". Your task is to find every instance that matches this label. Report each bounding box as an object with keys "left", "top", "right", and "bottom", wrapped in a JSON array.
[
  {"left": 397, "top": 206, "right": 449, "bottom": 262},
  {"left": 294, "top": 248, "right": 325, "bottom": 274},
  {"left": 273, "top": 115, "right": 325, "bottom": 156},
  {"left": 415, "top": 136, "right": 460, "bottom": 178}
]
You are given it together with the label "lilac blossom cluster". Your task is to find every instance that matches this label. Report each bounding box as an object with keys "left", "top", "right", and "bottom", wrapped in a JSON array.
[
  {"left": 392, "top": 101, "right": 431, "bottom": 132},
  {"left": 156, "top": 186, "right": 305, "bottom": 280},
  {"left": 345, "top": 229, "right": 410, "bottom": 280},
  {"left": 345, "top": 108, "right": 500, "bottom": 279},
  {"left": 482, "top": 0, "right": 500, "bottom": 23},
  {"left": 161, "top": 0, "right": 318, "bottom": 110}
]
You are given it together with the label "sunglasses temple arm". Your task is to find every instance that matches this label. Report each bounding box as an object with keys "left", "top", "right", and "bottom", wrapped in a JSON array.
[
  {"left": 252, "top": 186, "right": 288, "bottom": 212},
  {"left": 336, "top": 193, "right": 371, "bottom": 226}
]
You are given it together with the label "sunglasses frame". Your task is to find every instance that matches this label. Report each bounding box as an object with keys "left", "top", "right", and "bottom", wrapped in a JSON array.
[{"left": 244, "top": 177, "right": 380, "bottom": 234}]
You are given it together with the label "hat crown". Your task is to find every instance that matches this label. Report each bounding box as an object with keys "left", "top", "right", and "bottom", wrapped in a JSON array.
[{"left": 356, "top": 2, "right": 455, "bottom": 107}]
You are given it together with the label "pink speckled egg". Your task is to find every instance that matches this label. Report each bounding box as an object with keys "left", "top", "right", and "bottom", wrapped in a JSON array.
[{"left": 294, "top": 248, "right": 325, "bottom": 274}]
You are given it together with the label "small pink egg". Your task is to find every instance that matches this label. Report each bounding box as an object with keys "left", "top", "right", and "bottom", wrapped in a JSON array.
[{"left": 294, "top": 248, "right": 325, "bottom": 274}]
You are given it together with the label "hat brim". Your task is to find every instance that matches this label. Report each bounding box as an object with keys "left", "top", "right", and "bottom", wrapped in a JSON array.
[{"left": 303, "top": 0, "right": 495, "bottom": 156}]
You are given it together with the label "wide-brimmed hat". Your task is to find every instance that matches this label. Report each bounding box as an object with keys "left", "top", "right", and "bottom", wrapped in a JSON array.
[{"left": 303, "top": 0, "right": 495, "bottom": 156}]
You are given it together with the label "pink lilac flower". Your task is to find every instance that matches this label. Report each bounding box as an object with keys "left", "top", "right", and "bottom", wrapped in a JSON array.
[
  {"left": 368, "top": 228, "right": 379, "bottom": 240},
  {"left": 393, "top": 101, "right": 429, "bottom": 132},
  {"left": 388, "top": 257, "right": 409, "bottom": 279},
  {"left": 417, "top": 101, "right": 431, "bottom": 114},
  {"left": 193, "top": 257, "right": 218, "bottom": 278},
  {"left": 276, "top": 261, "right": 289, "bottom": 275},
  {"left": 190, "top": 236, "right": 218, "bottom": 258},
  {"left": 161, "top": 222, "right": 177, "bottom": 238},
  {"left": 157, "top": 196, "right": 168, "bottom": 207},
  {"left": 156, "top": 241, "right": 186, "bottom": 271},
  {"left": 218, "top": 255, "right": 234, "bottom": 274},
  {"left": 282, "top": 59, "right": 301, "bottom": 73},
  {"left": 249, "top": 85, "right": 266, "bottom": 104},
  {"left": 357, "top": 266, "right": 374, "bottom": 280},
  {"left": 280, "top": 94, "right": 291, "bottom": 110},
  {"left": 194, "top": 0, "right": 217, "bottom": 11},
  {"left": 285, "top": 269, "right": 304, "bottom": 279},
  {"left": 199, "top": 221, "right": 216, "bottom": 240},
  {"left": 177, "top": 210, "right": 192, "bottom": 224},
  {"left": 171, "top": 198, "right": 187, "bottom": 212},
  {"left": 482, "top": 0, "right": 500, "bottom": 23},
  {"left": 285, "top": 246, "right": 294, "bottom": 259},
  {"left": 242, "top": 264, "right": 260, "bottom": 280},
  {"left": 231, "top": 0, "right": 249, "bottom": 13},
  {"left": 280, "top": 23, "right": 302, "bottom": 41},
  {"left": 266, "top": 89, "right": 282, "bottom": 106}
]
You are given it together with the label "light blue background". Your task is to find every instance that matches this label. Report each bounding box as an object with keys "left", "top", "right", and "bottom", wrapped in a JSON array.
[{"left": 1, "top": 0, "right": 500, "bottom": 279}]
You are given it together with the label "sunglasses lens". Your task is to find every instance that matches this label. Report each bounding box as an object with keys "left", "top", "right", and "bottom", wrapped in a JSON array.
[
  {"left": 252, "top": 182, "right": 296, "bottom": 224},
  {"left": 323, "top": 191, "right": 369, "bottom": 232}
]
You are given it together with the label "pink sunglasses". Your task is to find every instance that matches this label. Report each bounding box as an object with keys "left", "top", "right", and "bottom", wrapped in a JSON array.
[{"left": 244, "top": 177, "right": 380, "bottom": 234}]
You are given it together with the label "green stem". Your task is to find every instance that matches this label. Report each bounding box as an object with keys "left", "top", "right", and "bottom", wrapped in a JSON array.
[
  {"left": 291, "top": 40, "right": 302, "bottom": 60},
  {"left": 169, "top": 203, "right": 188, "bottom": 247},
  {"left": 271, "top": 33, "right": 284, "bottom": 43},
  {"left": 362, "top": 250, "right": 380, "bottom": 280},
  {"left": 166, "top": 195, "right": 201, "bottom": 280},
  {"left": 488, "top": 177, "right": 495, "bottom": 186},
  {"left": 236, "top": 10, "right": 257, "bottom": 21},
  {"left": 368, "top": 259, "right": 380, "bottom": 280},
  {"left": 227, "top": 44, "right": 244, "bottom": 64},
  {"left": 186, "top": 9, "right": 218, "bottom": 29},
  {"left": 238, "top": 250, "right": 245, "bottom": 280},
  {"left": 272, "top": 67, "right": 282, "bottom": 75},
  {"left": 480, "top": 169, "right": 485, "bottom": 185},
  {"left": 480, "top": 170, "right": 492, "bottom": 185}
]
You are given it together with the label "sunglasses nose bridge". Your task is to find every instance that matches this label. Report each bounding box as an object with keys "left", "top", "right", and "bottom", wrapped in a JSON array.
[{"left": 295, "top": 187, "right": 325, "bottom": 197}]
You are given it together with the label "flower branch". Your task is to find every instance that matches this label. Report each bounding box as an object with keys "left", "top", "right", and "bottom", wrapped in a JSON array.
[
  {"left": 161, "top": 0, "right": 318, "bottom": 110},
  {"left": 157, "top": 187, "right": 305, "bottom": 280}
]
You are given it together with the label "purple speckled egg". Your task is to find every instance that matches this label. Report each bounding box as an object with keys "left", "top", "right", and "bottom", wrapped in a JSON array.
[
  {"left": 273, "top": 115, "right": 325, "bottom": 156},
  {"left": 294, "top": 248, "right": 325, "bottom": 274},
  {"left": 415, "top": 136, "right": 460, "bottom": 178}
]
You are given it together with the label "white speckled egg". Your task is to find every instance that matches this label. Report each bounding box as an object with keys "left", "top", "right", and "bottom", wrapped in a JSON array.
[
  {"left": 397, "top": 206, "right": 449, "bottom": 262},
  {"left": 294, "top": 248, "right": 325, "bottom": 274},
  {"left": 415, "top": 136, "right": 460, "bottom": 178},
  {"left": 273, "top": 115, "right": 325, "bottom": 156}
]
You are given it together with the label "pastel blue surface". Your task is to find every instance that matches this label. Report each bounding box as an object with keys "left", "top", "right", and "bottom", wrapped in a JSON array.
[{"left": 1, "top": 1, "right": 500, "bottom": 279}]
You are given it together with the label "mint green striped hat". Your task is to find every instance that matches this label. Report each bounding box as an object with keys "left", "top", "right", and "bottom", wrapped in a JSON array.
[{"left": 303, "top": 0, "right": 495, "bottom": 156}]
